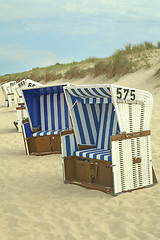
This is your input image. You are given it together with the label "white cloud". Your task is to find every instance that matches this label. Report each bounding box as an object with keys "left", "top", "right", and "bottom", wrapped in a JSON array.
[
  {"left": 0, "top": 44, "right": 71, "bottom": 68},
  {"left": 0, "top": 0, "right": 160, "bottom": 22}
]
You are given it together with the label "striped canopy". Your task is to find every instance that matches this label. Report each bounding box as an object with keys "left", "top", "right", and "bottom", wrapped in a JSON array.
[{"left": 65, "top": 86, "right": 112, "bottom": 104}]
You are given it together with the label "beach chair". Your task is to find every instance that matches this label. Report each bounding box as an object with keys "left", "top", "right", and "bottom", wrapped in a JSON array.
[
  {"left": 12, "top": 79, "right": 43, "bottom": 132},
  {"left": 61, "top": 84, "right": 157, "bottom": 195},
  {"left": 22, "top": 83, "right": 73, "bottom": 155},
  {"left": 1, "top": 81, "right": 16, "bottom": 107},
  {"left": 12, "top": 79, "right": 42, "bottom": 105}
]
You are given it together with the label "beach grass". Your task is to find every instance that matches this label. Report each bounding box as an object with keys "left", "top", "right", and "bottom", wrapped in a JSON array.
[{"left": 0, "top": 41, "right": 160, "bottom": 84}]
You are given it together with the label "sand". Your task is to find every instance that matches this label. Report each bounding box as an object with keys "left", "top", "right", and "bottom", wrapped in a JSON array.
[{"left": 0, "top": 68, "right": 160, "bottom": 240}]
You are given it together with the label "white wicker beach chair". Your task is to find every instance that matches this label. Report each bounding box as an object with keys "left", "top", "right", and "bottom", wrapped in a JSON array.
[
  {"left": 61, "top": 84, "right": 157, "bottom": 195},
  {"left": 1, "top": 81, "right": 16, "bottom": 107},
  {"left": 22, "top": 83, "right": 73, "bottom": 155}
]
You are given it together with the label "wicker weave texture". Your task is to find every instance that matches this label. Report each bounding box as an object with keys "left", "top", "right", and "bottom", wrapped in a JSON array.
[{"left": 112, "top": 135, "right": 153, "bottom": 194}]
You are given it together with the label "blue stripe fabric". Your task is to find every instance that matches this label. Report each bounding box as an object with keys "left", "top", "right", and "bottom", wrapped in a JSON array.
[
  {"left": 64, "top": 94, "right": 69, "bottom": 128},
  {"left": 92, "top": 88, "right": 108, "bottom": 97},
  {"left": 66, "top": 135, "right": 71, "bottom": 157},
  {"left": 74, "top": 148, "right": 112, "bottom": 161},
  {"left": 99, "top": 88, "right": 111, "bottom": 97},
  {"left": 39, "top": 92, "right": 71, "bottom": 132},
  {"left": 44, "top": 95, "right": 48, "bottom": 130},
  {"left": 84, "top": 97, "right": 112, "bottom": 104},
  {"left": 23, "top": 122, "right": 32, "bottom": 138},
  {"left": 57, "top": 93, "right": 62, "bottom": 130},
  {"left": 107, "top": 104, "right": 115, "bottom": 149},
  {"left": 77, "top": 89, "right": 89, "bottom": 97},
  {"left": 90, "top": 104, "right": 99, "bottom": 134},
  {"left": 81, "top": 103, "right": 95, "bottom": 144},
  {"left": 100, "top": 104, "right": 109, "bottom": 149},
  {"left": 83, "top": 88, "right": 97, "bottom": 97},
  {"left": 66, "top": 87, "right": 111, "bottom": 98},
  {"left": 70, "top": 89, "right": 81, "bottom": 97},
  {"left": 61, "top": 133, "right": 78, "bottom": 157}
]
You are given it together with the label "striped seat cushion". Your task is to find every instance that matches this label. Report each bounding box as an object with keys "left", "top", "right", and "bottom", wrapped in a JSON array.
[
  {"left": 31, "top": 128, "right": 72, "bottom": 137},
  {"left": 74, "top": 148, "right": 112, "bottom": 161}
]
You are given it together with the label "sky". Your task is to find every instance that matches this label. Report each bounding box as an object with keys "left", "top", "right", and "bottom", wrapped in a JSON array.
[{"left": 0, "top": 0, "right": 160, "bottom": 76}]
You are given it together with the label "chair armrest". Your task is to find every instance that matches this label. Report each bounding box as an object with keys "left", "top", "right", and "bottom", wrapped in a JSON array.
[
  {"left": 111, "top": 130, "right": 150, "bottom": 142},
  {"left": 16, "top": 106, "right": 26, "bottom": 110},
  {"left": 78, "top": 144, "right": 96, "bottom": 150},
  {"left": 18, "top": 102, "right": 25, "bottom": 106},
  {"left": 22, "top": 118, "right": 29, "bottom": 124},
  {"left": 32, "top": 127, "right": 41, "bottom": 133},
  {"left": 61, "top": 129, "right": 74, "bottom": 136}
]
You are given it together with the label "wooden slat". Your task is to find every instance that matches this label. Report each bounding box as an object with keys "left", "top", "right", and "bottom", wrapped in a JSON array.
[
  {"left": 78, "top": 144, "right": 96, "bottom": 150},
  {"left": 111, "top": 130, "right": 150, "bottom": 142},
  {"left": 18, "top": 102, "right": 25, "bottom": 105},
  {"left": 16, "top": 106, "right": 26, "bottom": 110},
  {"left": 61, "top": 129, "right": 74, "bottom": 136}
]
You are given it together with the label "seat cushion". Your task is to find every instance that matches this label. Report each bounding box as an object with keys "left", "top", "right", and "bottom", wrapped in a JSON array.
[
  {"left": 74, "top": 148, "right": 112, "bottom": 161},
  {"left": 31, "top": 128, "right": 72, "bottom": 137}
]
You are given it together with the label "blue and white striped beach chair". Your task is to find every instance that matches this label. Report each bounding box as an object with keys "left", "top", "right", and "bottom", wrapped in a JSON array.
[
  {"left": 61, "top": 84, "right": 157, "bottom": 195},
  {"left": 22, "top": 83, "right": 73, "bottom": 155}
]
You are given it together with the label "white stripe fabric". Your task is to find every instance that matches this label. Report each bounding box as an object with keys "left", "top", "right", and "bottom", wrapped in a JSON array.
[
  {"left": 39, "top": 92, "right": 71, "bottom": 132},
  {"left": 61, "top": 93, "right": 65, "bottom": 130},
  {"left": 40, "top": 95, "right": 45, "bottom": 130},
  {"left": 84, "top": 97, "right": 112, "bottom": 104},
  {"left": 74, "top": 148, "right": 112, "bottom": 161},
  {"left": 32, "top": 129, "right": 70, "bottom": 137},
  {"left": 47, "top": 94, "right": 52, "bottom": 130},
  {"left": 67, "top": 87, "right": 111, "bottom": 98},
  {"left": 54, "top": 93, "right": 58, "bottom": 130}
]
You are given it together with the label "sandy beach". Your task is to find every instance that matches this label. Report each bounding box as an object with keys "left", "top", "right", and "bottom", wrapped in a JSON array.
[{"left": 0, "top": 69, "right": 160, "bottom": 240}]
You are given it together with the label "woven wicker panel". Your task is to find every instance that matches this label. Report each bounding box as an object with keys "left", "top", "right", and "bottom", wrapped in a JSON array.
[{"left": 112, "top": 135, "right": 153, "bottom": 194}]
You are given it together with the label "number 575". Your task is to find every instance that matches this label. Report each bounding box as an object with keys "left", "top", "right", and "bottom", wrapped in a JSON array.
[{"left": 117, "top": 88, "right": 135, "bottom": 100}]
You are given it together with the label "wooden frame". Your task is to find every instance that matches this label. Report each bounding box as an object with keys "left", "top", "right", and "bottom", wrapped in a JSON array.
[
  {"left": 64, "top": 156, "right": 114, "bottom": 194},
  {"left": 26, "top": 134, "right": 61, "bottom": 155}
]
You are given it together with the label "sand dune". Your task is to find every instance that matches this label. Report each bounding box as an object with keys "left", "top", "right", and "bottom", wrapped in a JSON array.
[{"left": 0, "top": 68, "right": 160, "bottom": 240}]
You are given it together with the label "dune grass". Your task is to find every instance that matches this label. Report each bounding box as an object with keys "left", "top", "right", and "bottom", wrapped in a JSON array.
[{"left": 0, "top": 41, "right": 160, "bottom": 84}]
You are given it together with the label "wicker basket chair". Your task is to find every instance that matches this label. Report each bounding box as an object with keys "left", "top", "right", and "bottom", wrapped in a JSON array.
[
  {"left": 61, "top": 84, "right": 157, "bottom": 195},
  {"left": 1, "top": 81, "right": 16, "bottom": 107}
]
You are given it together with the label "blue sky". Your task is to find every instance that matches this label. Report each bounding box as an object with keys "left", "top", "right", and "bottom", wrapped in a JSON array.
[{"left": 0, "top": 0, "right": 160, "bottom": 76}]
